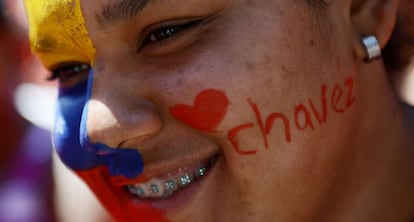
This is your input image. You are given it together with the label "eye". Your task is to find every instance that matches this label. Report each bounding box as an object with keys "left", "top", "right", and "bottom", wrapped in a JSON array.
[
  {"left": 138, "top": 19, "right": 203, "bottom": 52},
  {"left": 147, "top": 26, "right": 182, "bottom": 43},
  {"left": 47, "top": 63, "right": 90, "bottom": 88},
  {"left": 48, "top": 63, "right": 90, "bottom": 81}
]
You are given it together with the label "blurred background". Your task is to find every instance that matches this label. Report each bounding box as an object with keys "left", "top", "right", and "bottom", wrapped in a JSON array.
[
  {"left": 0, "top": 0, "right": 111, "bottom": 221},
  {"left": 0, "top": 0, "right": 55, "bottom": 221}
]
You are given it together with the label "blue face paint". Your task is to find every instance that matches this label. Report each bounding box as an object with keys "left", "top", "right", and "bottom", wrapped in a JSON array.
[{"left": 54, "top": 69, "right": 144, "bottom": 179}]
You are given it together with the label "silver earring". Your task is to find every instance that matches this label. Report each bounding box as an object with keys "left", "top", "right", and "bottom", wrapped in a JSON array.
[{"left": 362, "top": 35, "right": 382, "bottom": 62}]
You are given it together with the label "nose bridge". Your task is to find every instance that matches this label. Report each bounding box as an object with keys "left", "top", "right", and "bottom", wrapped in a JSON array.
[{"left": 81, "top": 67, "right": 163, "bottom": 151}]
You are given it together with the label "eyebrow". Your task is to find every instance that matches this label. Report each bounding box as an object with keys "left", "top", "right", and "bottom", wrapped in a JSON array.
[{"left": 96, "top": 0, "right": 152, "bottom": 27}]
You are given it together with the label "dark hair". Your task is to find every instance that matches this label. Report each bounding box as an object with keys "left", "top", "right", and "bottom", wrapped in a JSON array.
[
  {"left": 383, "top": 2, "right": 414, "bottom": 74},
  {"left": 0, "top": 0, "right": 5, "bottom": 27}
]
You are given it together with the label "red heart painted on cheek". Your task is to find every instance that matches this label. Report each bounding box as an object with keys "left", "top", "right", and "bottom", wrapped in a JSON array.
[{"left": 170, "top": 89, "right": 230, "bottom": 132}]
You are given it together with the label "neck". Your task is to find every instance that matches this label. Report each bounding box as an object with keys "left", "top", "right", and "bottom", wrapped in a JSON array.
[{"left": 320, "top": 65, "right": 414, "bottom": 222}]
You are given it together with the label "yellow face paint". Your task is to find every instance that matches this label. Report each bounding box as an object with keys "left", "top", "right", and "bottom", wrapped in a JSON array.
[{"left": 24, "top": 0, "right": 95, "bottom": 69}]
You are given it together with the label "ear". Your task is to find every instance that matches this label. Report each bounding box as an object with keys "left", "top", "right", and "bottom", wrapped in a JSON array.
[{"left": 350, "top": 0, "right": 399, "bottom": 60}]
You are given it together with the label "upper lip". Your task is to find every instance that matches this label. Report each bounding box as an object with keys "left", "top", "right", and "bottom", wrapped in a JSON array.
[
  {"left": 144, "top": 144, "right": 218, "bottom": 175},
  {"left": 111, "top": 127, "right": 221, "bottom": 186},
  {"left": 110, "top": 133, "right": 220, "bottom": 186},
  {"left": 111, "top": 151, "right": 219, "bottom": 186}
]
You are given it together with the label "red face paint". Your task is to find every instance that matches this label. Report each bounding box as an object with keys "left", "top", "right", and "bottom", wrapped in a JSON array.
[
  {"left": 76, "top": 167, "right": 169, "bottom": 222},
  {"left": 294, "top": 104, "right": 315, "bottom": 131},
  {"left": 309, "top": 84, "right": 328, "bottom": 124},
  {"left": 170, "top": 89, "right": 229, "bottom": 132},
  {"left": 248, "top": 98, "right": 292, "bottom": 148},
  {"left": 228, "top": 123, "right": 257, "bottom": 155},
  {"left": 227, "top": 77, "right": 356, "bottom": 155}
]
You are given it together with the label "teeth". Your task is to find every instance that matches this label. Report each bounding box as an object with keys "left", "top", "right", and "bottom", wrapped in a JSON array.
[
  {"left": 164, "top": 180, "right": 177, "bottom": 194},
  {"left": 196, "top": 167, "right": 207, "bottom": 177},
  {"left": 136, "top": 187, "right": 145, "bottom": 196},
  {"left": 147, "top": 179, "right": 164, "bottom": 198},
  {"left": 178, "top": 173, "right": 193, "bottom": 187},
  {"left": 127, "top": 166, "right": 209, "bottom": 199},
  {"left": 127, "top": 184, "right": 146, "bottom": 196}
]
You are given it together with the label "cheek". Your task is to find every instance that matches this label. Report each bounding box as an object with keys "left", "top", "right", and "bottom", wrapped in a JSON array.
[
  {"left": 53, "top": 81, "right": 103, "bottom": 170},
  {"left": 79, "top": 70, "right": 144, "bottom": 179},
  {"left": 53, "top": 70, "right": 144, "bottom": 179},
  {"left": 54, "top": 76, "right": 168, "bottom": 221},
  {"left": 77, "top": 168, "right": 170, "bottom": 222},
  {"left": 169, "top": 89, "right": 230, "bottom": 132}
]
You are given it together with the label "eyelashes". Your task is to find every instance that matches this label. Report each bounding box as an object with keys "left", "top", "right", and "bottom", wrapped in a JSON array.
[
  {"left": 47, "top": 63, "right": 90, "bottom": 82},
  {"left": 47, "top": 63, "right": 90, "bottom": 89},
  {"left": 47, "top": 18, "right": 206, "bottom": 84},
  {"left": 147, "top": 25, "right": 183, "bottom": 43},
  {"left": 138, "top": 18, "right": 204, "bottom": 52}
]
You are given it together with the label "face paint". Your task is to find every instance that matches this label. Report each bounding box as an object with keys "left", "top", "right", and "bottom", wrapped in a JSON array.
[
  {"left": 170, "top": 89, "right": 229, "bottom": 132},
  {"left": 79, "top": 70, "right": 144, "bottom": 179},
  {"left": 54, "top": 68, "right": 163, "bottom": 220},
  {"left": 25, "top": 0, "right": 144, "bottom": 177},
  {"left": 53, "top": 79, "right": 103, "bottom": 169},
  {"left": 54, "top": 69, "right": 144, "bottom": 178},
  {"left": 25, "top": 1, "right": 168, "bottom": 220},
  {"left": 227, "top": 77, "right": 356, "bottom": 156},
  {"left": 54, "top": 71, "right": 162, "bottom": 219},
  {"left": 24, "top": 0, "right": 95, "bottom": 69},
  {"left": 77, "top": 167, "right": 169, "bottom": 222}
]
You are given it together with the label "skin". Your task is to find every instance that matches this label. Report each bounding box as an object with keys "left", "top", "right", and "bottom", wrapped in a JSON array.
[{"left": 26, "top": 0, "right": 414, "bottom": 221}]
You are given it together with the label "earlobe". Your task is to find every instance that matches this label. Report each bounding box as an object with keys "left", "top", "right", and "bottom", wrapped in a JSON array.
[{"left": 350, "top": 0, "right": 399, "bottom": 60}]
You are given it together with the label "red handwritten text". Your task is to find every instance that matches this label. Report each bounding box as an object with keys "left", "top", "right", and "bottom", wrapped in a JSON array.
[{"left": 228, "top": 77, "right": 356, "bottom": 155}]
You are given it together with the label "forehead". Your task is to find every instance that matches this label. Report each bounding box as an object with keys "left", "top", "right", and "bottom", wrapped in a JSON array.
[{"left": 25, "top": 0, "right": 95, "bottom": 69}]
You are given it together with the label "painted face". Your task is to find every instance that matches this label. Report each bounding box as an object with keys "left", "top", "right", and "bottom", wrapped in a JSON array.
[
  {"left": 25, "top": 0, "right": 163, "bottom": 220},
  {"left": 27, "top": 0, "right": 366, "bottom": 221},
  {"left": 25, "top": 0, "right": 145, "bottom": 177}
]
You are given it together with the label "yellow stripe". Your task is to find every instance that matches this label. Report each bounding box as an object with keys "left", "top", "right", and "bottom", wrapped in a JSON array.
[{"left": 24, "top": 0, "right": 96, "bottom": 69}]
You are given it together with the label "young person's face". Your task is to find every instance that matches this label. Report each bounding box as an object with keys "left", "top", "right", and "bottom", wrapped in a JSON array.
[{"left": 32, "top": 0, "right": 364, "bottom": 221}]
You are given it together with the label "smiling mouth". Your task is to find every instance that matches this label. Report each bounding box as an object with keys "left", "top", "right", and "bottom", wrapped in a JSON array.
[{"left": 125, "top": 155, "right": 218, "bottom": 199}]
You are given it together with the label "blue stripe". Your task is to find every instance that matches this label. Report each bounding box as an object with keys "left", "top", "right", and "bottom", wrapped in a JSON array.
[{"left": 54, "top": 69, "right": 144, "bottom": 178}]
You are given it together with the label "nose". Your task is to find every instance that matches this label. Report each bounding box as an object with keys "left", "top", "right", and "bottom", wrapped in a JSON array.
[{"left": 80, "top": 69, "right": 163, "bottom": 152}]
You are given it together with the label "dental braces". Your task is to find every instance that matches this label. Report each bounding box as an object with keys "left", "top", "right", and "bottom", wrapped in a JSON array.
[{"left": 127, "top": 166, "right": 208, "bottom": 199}]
